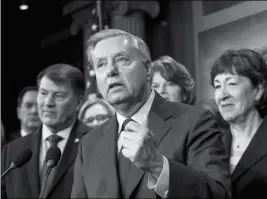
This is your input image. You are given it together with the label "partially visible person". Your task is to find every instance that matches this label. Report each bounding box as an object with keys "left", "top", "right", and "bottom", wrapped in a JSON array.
[
  {"left": 78, "top": 99, "right": 114, "bottom": 128},
  {"left": 9, "top": 86, "right": 41, "bottom": 142},
  {"left": 152, "top": 55, "right": 195, "bottom": 104},
  {"left": 211, "top": 48, "right": 267, "bottom": 199},
  {"left": 2, "top": 64, "right": 91, "bottom": 199}
]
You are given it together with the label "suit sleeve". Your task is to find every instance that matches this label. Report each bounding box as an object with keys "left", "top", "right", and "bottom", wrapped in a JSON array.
[
  {"left": 1, "top": 145, "right": 8, "bottom": 199},
  {"left": 167, "top": 109, "right": 231, "bottom": 199},
  {"left": 71, "top": 138, "right": 88, "bottom": 199}
]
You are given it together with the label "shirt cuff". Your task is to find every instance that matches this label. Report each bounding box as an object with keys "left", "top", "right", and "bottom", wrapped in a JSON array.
[{"left": 147, "top": 155, "right": 169, "bottom": 198}]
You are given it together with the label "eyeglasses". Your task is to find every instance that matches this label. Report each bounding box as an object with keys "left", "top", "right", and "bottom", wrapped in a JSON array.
[{"left": 85, "top": 114, "right": 110, "bottom": 124}]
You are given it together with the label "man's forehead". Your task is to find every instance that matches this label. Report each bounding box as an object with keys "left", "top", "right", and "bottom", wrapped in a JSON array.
[
  {"left": 39, "top": 76, "right": 70, "bottom": 91},
  {"left": 95, "top": 36, "right": 134, "bottom": 51}
]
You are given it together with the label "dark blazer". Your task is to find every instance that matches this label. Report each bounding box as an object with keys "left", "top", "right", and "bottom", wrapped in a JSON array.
[
  {"left": 8, "top": 131, "right": 21, "bottom": 142},
  {"left": 71, "top": 93, "right": 231, "bottom": 199},
  {"left": 223, "top": 116, "right": 267, "bottom": 199},
  {"left": 1, "top": 120, "right": 90, "bottom": 199}
]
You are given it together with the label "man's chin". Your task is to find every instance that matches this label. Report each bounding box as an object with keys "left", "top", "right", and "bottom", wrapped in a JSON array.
[
  {"left": 107, "top": 93, "right": 128, "bottom": 105},
  {"left": 42, "top": 119, "right": 57, "bottom": 127}
]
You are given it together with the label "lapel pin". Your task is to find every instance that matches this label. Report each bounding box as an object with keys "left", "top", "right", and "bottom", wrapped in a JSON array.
[{"left": 74, "top": 138, "right": 80, "bottom": 143}]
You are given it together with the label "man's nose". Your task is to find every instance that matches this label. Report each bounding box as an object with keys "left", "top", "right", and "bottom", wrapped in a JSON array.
[
  {"left": 44, "top": 95, "right": 55, "bottom": 107},
  {"left": 92, "top": 118, "right": 101, "bottom": 127},
  {"left": 107, "top": 62, "right": 119, "bottom": 78},
  {"left": 30, "top": 105, "right": 38, "bottom": 114}
]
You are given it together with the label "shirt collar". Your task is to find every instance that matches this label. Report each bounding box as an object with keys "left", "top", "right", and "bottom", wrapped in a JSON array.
[
  {"left": 116, "top": 90, "right": 155, "bottom": 133},
  {"left": 42, "top": 121, "right": 75, "bottom": 142},
  {"left": 20, "top": 129, "right": 29, "bottom": 137}
]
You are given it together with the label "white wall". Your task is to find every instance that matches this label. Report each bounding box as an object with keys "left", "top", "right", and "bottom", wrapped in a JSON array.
[{"left": 192, "top": 1, "right": 267, "bottom": 102}]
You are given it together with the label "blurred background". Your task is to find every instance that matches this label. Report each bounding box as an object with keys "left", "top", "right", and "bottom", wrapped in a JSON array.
[{"left": 2, "top": 0, "right": 267, "bottom": 134}]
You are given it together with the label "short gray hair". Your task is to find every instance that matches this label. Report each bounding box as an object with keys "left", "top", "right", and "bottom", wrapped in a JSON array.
[{"left": 86, "top": 29, "right": 151, "bottom": 67}]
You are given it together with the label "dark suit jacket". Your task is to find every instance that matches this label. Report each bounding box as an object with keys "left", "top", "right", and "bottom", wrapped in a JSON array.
[
  {"left": 71, "top": 93, "right": 231, "bottom": 199},
  {"left": 222, "top": 115, "right": 267, "bottom": 199},
  {"left": 1, "top": 120, "right": 90, "bottom": 199},
  {"left": 8, "top": 131, "right": 21, "bottom": 142}
]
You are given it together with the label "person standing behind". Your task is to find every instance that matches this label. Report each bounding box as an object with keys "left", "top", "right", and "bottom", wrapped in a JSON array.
[
  {"left": 2, "top": 64, "right": 90, "bottom": 199},
  {"left": 152, "top": 55, "right": 195, "bottom": 104},
  {"left": 211, "top": 48, "right": 267, "bottom": 199},
  {"left": 78, "top": 99, "right": 114, "bottom": 128},
  {"left": 9, "top": 86, "right": 41, "bottom": 142},
  {"left": 71, "top": 29, "right": 231, "bottom": 199}
]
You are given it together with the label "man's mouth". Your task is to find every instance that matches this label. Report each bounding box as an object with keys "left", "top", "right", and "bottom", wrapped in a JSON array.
[{"left": 108, "top": 82, "right": 123, "bottom": 90}]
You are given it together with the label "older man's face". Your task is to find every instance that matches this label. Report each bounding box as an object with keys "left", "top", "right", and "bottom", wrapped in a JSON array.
[{"left": 91, "top": 36, "right": 149, "bottom": 106}]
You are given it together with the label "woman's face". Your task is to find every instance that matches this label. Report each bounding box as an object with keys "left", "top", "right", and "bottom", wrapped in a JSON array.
[
  {"left": 83, "top": 103, "right": 110, "bottom": 128},
  {"left": 152, "top": 72, "right": 183, "bottom": 102},
  {"left": 213, "top": 73, "right": 261, "bottom": 123}
]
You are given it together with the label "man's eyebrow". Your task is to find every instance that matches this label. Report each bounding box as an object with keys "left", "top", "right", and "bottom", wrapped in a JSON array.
[
  {"left": 95, "top": 57, "right": 106, "bottom": 63},
  {"left": 114, "top": 51, "right": 129, "bottom": 57}
]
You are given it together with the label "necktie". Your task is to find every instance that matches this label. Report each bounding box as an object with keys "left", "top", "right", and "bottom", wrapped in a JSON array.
[
  {"left": 118, "top": 118, "right": 134, "bottom": 197},
  {"left": 40, "top": 134, "right": 63, "bottom": 197}
]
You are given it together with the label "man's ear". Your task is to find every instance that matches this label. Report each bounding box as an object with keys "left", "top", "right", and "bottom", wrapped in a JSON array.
[
  {"left": 17, "top": 106, "right": 21, "bottom": 120},
  {"left": 144, "top": 60, "right": 153, "bottom": 81}
]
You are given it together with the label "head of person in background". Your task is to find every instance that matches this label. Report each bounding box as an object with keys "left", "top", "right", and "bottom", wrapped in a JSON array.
[
  {"left": 210, "top": 49, "right": 267, "bottom": 175},
  {"left": 37, "top": 63, "right": 85, "bottom": 132},
  {"left": 151, "top": 55, "right": 195, "bottom": 105},
  {"left": 17, "top": 86, "right": 41, "bottom": 137},
  {"left": 78, "top": 99, "right": 114, "bottom": 128}
]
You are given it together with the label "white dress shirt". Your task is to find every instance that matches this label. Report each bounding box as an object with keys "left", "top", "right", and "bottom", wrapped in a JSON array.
[
  {"left": 116, "top": 90, "right": 169, "bottom": 197},
  {"left": 39, "top": 123, "right": 75, "bottom": 172},
  {"left": 20, "top": 129, "right": 29, "bottom": 137}
]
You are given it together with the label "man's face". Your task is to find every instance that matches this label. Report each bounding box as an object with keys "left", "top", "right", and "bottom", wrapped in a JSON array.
[
  {"left": 17, "top": 90, "right": 41, "bottom": 130},
  {"left": 91, "top": 36, "right": 149, "bottom": 106},
  {"left": 37, "top": 76, "right": 82, "bottom": 130}
]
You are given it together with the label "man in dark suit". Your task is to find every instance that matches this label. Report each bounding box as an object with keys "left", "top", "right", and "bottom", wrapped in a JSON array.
[
  {"left": 71, "top": 29, "right": 231, "bottom": 199},
  {"left": 9, "top": 86, "right": 41, "bottom": 142},
  {"left": 2, "top": 64, "right": 91, "bottom": 198}
]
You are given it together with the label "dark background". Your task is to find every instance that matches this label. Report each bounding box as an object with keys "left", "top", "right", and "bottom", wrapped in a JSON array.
[{"left": 2, "top": 0, "right": 83, "bottom": 134}]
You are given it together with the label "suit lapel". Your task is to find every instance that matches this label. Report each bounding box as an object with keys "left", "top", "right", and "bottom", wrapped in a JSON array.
[
  {"left": 232, "top": 116, "right": 267, "bottom": 182},
  {"left": 125, "top": 93, "right": 173, "bottom": 198},
  {"left": 45, "top": 120, "right": 88, "bottom": 197},
  {"left": 24, "top": 129, "right": 42, "bottom": 198},
  {"left": 222, "top": 130, "right": 232, "bottom": 158},
  {"left": 98, "top": 116, "right": 120, "bottom": 198}
]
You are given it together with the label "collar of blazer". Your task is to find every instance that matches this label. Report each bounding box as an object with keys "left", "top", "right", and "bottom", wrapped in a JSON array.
[{"left": 231, "top": 115, "right": 267, "bottom": 182}]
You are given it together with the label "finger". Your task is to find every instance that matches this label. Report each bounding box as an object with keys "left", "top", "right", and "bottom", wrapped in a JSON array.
[
  {"left": 121, "top": 147, "right": 133, "bottom": 159},
  {"left": 122, "top": 130, "right": 139, "bottom": 140}
]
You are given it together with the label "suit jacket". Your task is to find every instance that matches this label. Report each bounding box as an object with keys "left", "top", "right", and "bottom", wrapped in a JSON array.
[
  {"left": 71, "top": 93, "right": 231, "bottom": 199},
  {"left": 1, "top": 120, "right": 90, "bottom": 199},
  {"left": 222, "top": 115, "right": 267, "bottom": 199},
  {"left": 8, "top": 131, "right": 21, "bottom": 142}
]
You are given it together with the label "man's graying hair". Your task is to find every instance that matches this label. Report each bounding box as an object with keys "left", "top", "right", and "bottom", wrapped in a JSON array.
[{"left": 86, "top": 29, "right": 151, "bottom": 67}]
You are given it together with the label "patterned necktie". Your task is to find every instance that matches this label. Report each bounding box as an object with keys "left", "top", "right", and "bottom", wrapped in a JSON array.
[
  {"left": 118, "top": 118, "right": 134, "bottom": 197},
  {"left": 40, "top": 134, "right": 63, "bottom": 197}
]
